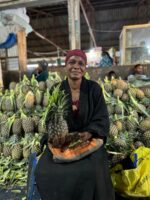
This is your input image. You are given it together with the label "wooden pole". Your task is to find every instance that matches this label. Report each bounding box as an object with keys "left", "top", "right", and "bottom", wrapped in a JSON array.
[
  {"left": 68, "top": 0, "right": 81, "bottom": 49},
  {"left": 0, "top": 60, "right": 3, "bottom": 88},
  {"left": 17, "top": 30, "right": 27, "bottom": 73}
]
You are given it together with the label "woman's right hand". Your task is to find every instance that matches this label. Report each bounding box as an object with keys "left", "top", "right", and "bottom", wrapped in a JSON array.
[{"left": 51, "top": 134, "right": 66, "bottom": 148}]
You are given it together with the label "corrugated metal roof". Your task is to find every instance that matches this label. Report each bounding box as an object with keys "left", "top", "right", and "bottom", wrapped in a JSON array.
[{"left": 25, "top": 0, "right": 150, "bottom": 57}]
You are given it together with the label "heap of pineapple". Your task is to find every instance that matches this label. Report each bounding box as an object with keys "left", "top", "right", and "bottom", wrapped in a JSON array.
[
  {"left": 100, "top": 77, "right": 150, "bottom": 165},
  {"left": 0, "top": 72, "right": 62, "bottom": 188},
  {"left": 0, "top": 70, "right": 150, "bottom": 187}
]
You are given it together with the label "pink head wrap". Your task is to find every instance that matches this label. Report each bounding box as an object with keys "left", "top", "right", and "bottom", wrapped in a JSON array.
[{"left": 65, "top": 49, "right": 87, "bottom": 65}]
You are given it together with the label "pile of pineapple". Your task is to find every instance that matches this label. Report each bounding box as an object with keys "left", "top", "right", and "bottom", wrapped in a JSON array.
[
  {"left": 0, "top": 72, "right": 62, "bottom": 188},
  {"left": 101, "top": 78, "right": 150, "bottom": 165},
  {"left": 0, "top": 71, "right": 150, "bottom": 188}
]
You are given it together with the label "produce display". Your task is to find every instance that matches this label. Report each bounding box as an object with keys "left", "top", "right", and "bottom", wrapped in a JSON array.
[{"left": 0, "top": 72, "right": 150, "bottom": 190}]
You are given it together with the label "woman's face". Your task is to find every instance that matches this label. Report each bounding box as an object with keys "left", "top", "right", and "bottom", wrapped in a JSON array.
[{"left": 65, "top": 56, "right": 86, "bottom": 80}]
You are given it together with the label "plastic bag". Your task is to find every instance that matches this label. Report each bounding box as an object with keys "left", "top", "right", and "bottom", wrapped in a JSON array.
[{"left": 111, "top": 147, "right": 150, "bottom": 197}]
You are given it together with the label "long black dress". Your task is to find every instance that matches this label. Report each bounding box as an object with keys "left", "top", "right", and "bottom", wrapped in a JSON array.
[{"left": 35, "top": 77, "right": 115, "bottom": 200}]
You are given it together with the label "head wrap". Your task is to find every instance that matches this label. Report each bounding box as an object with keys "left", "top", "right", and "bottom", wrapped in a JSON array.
[
  {"left": 65, "top": 49, "right": 87, "bottom": 65},
  {"left": 38, "top": 60, "right": 48, "bottom": 71}
]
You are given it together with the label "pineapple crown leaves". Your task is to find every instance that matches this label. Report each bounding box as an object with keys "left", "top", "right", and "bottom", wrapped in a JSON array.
[
  {"left": 48, "top": 72, "right": 62, "bottom": 82},
  {"left": 84, "top": 72, "right": 90, "bottom": 80},
  {"left": 104, "top": 76, "right": 110, "bottom": 83},
  {"left": 116, "top": 96, "right": 127, "bottom": 115},
  {"left": 128, "top": 92, "right": 150, "bottom": 118},
  {"left": 22, "top": 75, "right": 30, "bottom": 85},
  {"left": 8, "top": 90, "right": 16, "bottom": 109},
  {"left": 20, "top": 110, "right": 28, "bottom": 119},
  {"left": 100, "top": 82, "right": 111, "bottom": 102},
  {"left": 31, "top": 74, "right": 39, "bottom": 88},
  {"left": 44, "top": 85, "right": 68, "bottom": 125}
]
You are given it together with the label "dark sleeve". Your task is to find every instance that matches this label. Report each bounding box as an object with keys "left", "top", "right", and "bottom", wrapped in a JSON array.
[{"left": 82, "top": 83, "right": 109, "bottom": 141}]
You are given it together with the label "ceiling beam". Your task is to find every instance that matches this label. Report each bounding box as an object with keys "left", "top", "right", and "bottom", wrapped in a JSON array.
[
  {"left": 28, "top": 8, "right": 53, "bottom": 17},
  {"left": 0, "top": 0, "right": 67, "bottom": 10}
]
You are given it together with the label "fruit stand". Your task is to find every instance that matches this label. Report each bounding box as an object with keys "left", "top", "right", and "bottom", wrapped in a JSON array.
[{"left": 0, "top": 71, "right": 150, "bottom": 199}]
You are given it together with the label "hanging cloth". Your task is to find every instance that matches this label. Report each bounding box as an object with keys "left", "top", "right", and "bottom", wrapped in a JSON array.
[{"left": 0, "top": 32, "right": 17, "bottom": 49}]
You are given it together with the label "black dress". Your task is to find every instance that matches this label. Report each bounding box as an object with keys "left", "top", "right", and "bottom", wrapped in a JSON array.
[{"left": 35, "top": 77, "right": 115, "bottom": 200}]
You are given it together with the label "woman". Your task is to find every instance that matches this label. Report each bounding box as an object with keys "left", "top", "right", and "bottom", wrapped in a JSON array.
[
  {"left": 35, "top": 49, "right": 115, "bottom": 200},
  {"left": 99, "top": 51, "right": 113, "bottom": 67},
  {"left": 33, "top": 60, "right": 48, "bottom": 82}
]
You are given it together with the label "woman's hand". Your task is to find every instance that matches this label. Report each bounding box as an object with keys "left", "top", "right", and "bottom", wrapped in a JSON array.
[
  {"left": 51, "top": 134, "right": 66, "bottom": 148},
  {"left": 79, "top": 132, "right": 92, "bottom": 142}
]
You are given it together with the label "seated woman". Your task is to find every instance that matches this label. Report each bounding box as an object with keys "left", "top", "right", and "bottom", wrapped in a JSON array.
[
  {"left": 35, "top": 49, "right": 115, "bottom": 200},
  {"left": 33, "top": 60, "right": 48, "bottom": 82},
  {"left": 99, "top": 51, "right": 113, "bottom": 67}
]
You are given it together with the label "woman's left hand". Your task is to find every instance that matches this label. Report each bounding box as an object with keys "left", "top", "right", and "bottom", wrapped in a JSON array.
[{"left": 79, "top": 132, "right": 92, "bottom": 142}]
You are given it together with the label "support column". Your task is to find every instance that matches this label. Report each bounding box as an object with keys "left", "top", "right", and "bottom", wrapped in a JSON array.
[
  {"left": 0, "top": 60, "right": 3, "bottom": 88},
  {"left": 68, "top": 0, "right": 81, "bottom": 50},
  {"left": 17, "top": 30, "right": 27, "bottom": 72}
]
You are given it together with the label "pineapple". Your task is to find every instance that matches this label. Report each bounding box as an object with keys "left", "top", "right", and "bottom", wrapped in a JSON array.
[
  {"left": 21, "top": 85, "right": 30, "bottom": 94},
  {"left": 16, "top": 93, "right": 24, "bottom": 109},
  {"left": 21, "top": 113, "right": 35, "bottom": 134},
  {"left": 3, "top": 143, "right": 12, "bottom": 157},
  {"left": 126, "top": 118, "right": 137, "bottom": 131},
  {"left": 39, "top": 81, "right": 46, "bottom": 91},
  {"left": 141, "top": 97, "right": 150, "bottom": 107},
  {"left": 12, "top": 118, "right": 22, "bottom": 136},
  {"left": 43, "top": 89, "right": 50, "bottom": 107},
  {"left": 46, "top": 79, "right": 53, "bottom": 90},
  {"left": 121, "top": 93, "right": 129, "bottom": 102},
  {"left": 128, "top": 87, "right": 137, "bottom": 97},
  {"left": 113, "top": 138, "right": 127, "bottom": 151},
  {"left": 5, "top": 95, "right": 15, "bottom": 112},
  {"left": 113, "top": 89, "right": 123, "bottom": 98},
  {"left": 11, "top": 143, "right": 23, "bottom": 160},
  {"left": 139, "top": 118, "right": 150, "bottom": 132},
  {"left": 116, "top": 80, "right": 128, "bottom": 91},
  {"left": 1, "top": 116, "right": 15, "bottom": 140},
  {"left": 9, "top": 81, "right": 17, "bottom": 90},
  {"left": 143, "top": 88, "right": 150, "bottom": 98},
  {"left": 111, "top": 79, "right": 118, "bottom": 89},
  {"left": 109, "top": 124, "right": 118, "bottom": 137},
  {"left": 111, "top": 154, "right": 126, "bottom": 165},
  {"left": 136, "top": 89, "right": 145, "bottom": 99},
  {"left": 24, "top": 91, "right": 35, "bottom": 109},
  {"left": 143, "top": 131, "right": 150, "bottom": 147},
  {"left": 115, "top": 121, "right": 123, "bottom": 132},
  {"left": 35, "top": 90, "right": 43, "bottom": 105},
  {"left": 134, "top": 141, "right": 144, "bottom": 149},
  {"left": 107, "top": 104, "right": 114, "bottom": 115},
  {"left": 23, "top": 146, "right": 31, "bottom": 159},
  {"left": 46, "top": 86, "right": 69, "bottom": 146},
  {"left": 115, "top": 105, "right": 123, "bottom": 115},
  {"left": 38, "top": 118, "right": 47, "bottom": 134},
  {"left": 9, "top": 134, "right": 20, "bottom": 144},
  {"left": 104, "top": 82, "right": 112, "bottom": 92}
]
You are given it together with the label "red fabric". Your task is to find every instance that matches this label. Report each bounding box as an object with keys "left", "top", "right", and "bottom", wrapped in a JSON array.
[
  {"left": 65, "top": 49, "right": 87, "bottom": 64},
  {"left": 72, "top": 100, "right": 80, "bottom": 117}
]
